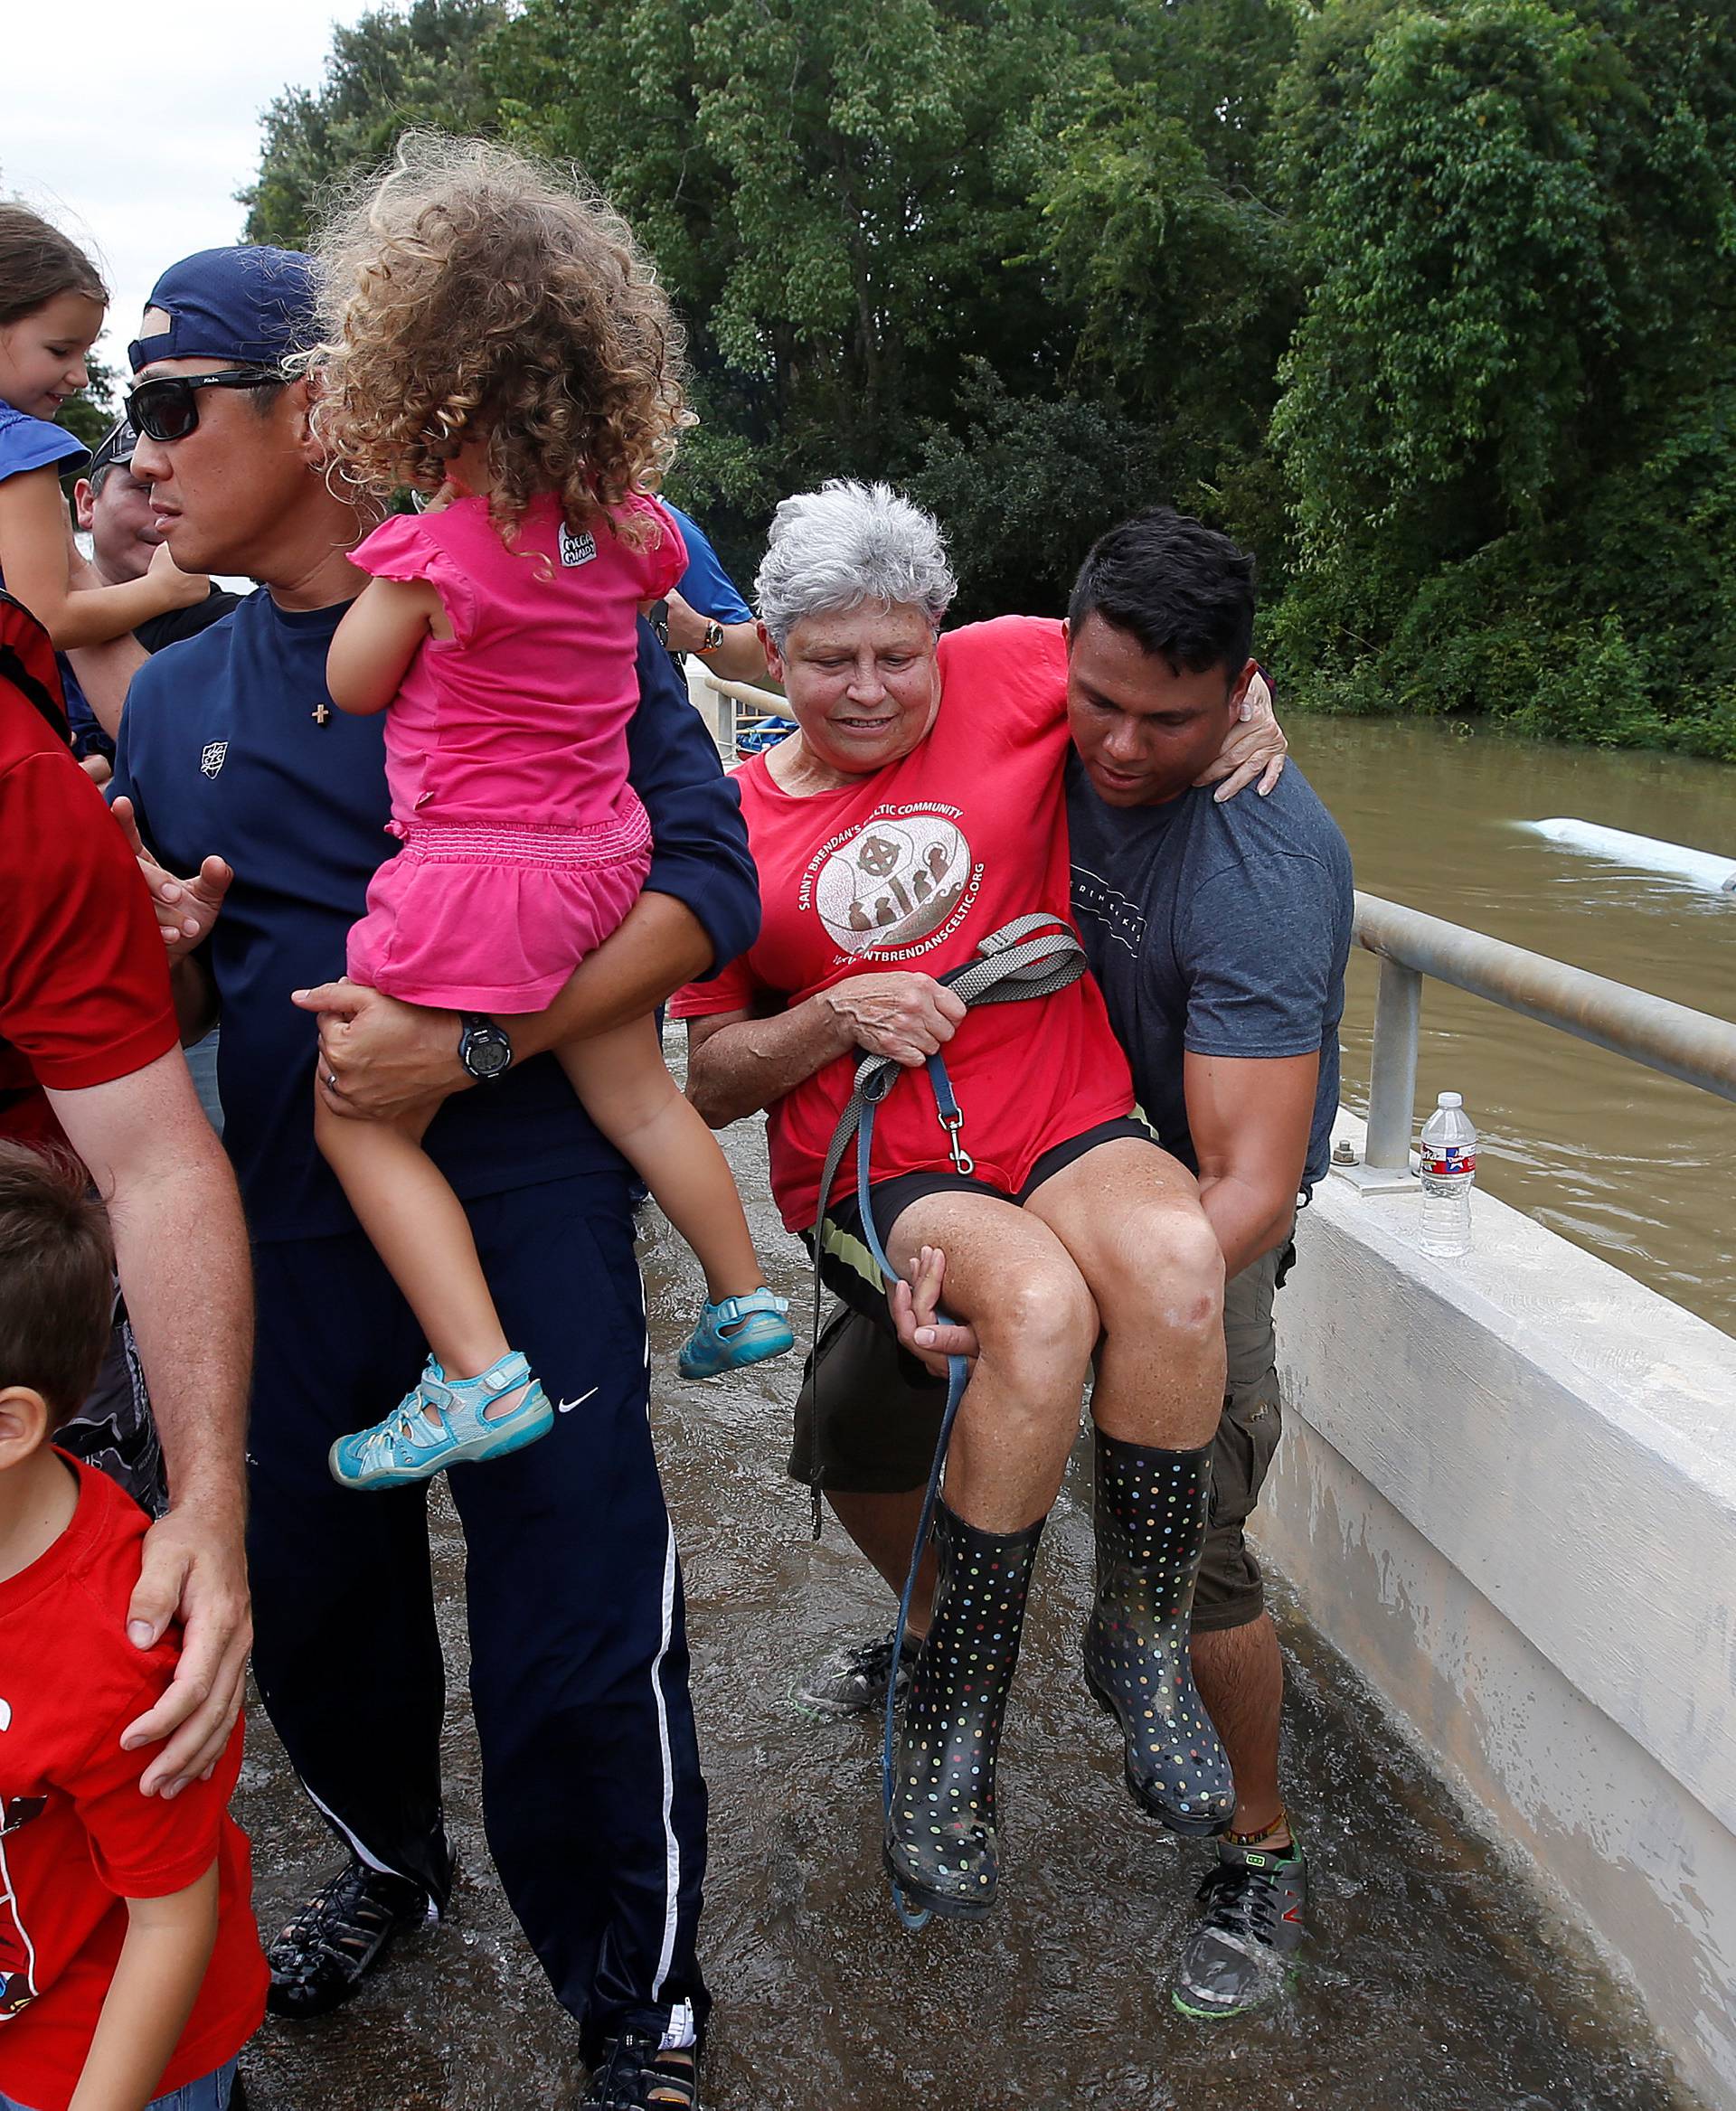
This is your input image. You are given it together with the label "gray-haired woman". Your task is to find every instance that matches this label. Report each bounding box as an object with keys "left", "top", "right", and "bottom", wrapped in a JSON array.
[{"left": 674, "top": 482, "right": 1282, "bottom": 1918}]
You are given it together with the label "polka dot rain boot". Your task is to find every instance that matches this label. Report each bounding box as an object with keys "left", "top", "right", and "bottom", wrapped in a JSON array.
[
  {"left": 883, "top": 1501, "right": 1044, "bottom": 1919},
  {"left": 1081, "top": 1429, "right": 1234, "bottom": 1836}
]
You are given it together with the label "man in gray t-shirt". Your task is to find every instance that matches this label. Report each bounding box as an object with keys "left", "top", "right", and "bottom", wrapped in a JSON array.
[
  {"left": 788, "top": 508, "right": 1351, "bottom": 2021},
  {"left": 1064, "top": 754, "right": 1351, "bottom": 1197},
  {"left": 1058, "top": 514, "right": 1351, "bottom": 2015}
]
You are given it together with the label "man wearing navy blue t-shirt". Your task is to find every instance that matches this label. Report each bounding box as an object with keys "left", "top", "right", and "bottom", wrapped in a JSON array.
[{"left": 110, "top": 245, "right": 752, "bottom": 2109}]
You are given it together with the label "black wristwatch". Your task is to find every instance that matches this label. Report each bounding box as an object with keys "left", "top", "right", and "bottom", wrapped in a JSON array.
[
  {"left": 694, "top": 617, "right": 725, "bottom": 656},
  {"left": 458, "top": 1013, "right": 513, "bottom": 1082}
]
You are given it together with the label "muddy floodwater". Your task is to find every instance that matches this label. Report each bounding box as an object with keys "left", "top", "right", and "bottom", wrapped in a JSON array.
[
  {"left": 233, "top": 1091, "right": 1704, "bottom": 2110},
  {"left": 1293, "top": 717, "right": 1736, "bottom": 1340}
]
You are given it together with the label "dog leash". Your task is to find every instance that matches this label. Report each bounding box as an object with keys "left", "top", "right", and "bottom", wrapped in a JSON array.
[{"left": 802, "top": 913, "right": 1090, "bottom": 1927}]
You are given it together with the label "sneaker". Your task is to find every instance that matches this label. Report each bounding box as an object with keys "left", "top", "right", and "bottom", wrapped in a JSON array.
[
  {"left": 581, "top": 2032, "right": 699, "bottom": 2109},
  {"left": 328, "top": 1352, "right": 552, "bottom": 1490},
  {"left": 675, "top": 1288, "right": 794, "bottom": 1381},
  {"left": 264, "top": 1859, "right": 433, "bottom": 2020},
  {"left": 793, "top": 1627, "right": 921, "bottom": 1720},
  {"left": 1171, "top": 1838, "right": 1309, "bottom": 2019}
]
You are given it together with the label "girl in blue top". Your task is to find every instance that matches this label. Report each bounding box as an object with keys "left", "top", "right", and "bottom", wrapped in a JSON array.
[{"left": 0, "top": 207, "right": 209, "bottom": 644}]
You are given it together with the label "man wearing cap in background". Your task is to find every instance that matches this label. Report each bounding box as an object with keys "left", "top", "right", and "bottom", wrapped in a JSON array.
[
  {"left": 60, "top": 417, "right": 241, "bottom": 777},
  {"left": 74, "top": 417, "right": 241, "bottom": 649},
  {"left": 60, "top": 415, "right": 235, "bottom": 1130},
  {"left": 110, "top": 243, "right": 755, "bottom": 2111},
  {"left": 76, "top": 415, "right": 241, "bottom": 646}
]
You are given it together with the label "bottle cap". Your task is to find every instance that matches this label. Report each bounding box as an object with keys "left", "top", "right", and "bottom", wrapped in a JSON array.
[{"left": 1438, "top": 1091, "right": 1462, "bottom": 1108}]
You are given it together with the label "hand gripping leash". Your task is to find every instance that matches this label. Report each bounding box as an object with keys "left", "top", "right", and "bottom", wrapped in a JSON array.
[
  {"left": 802, "top": 914, "right": 1089, "bottom": 1928},
  {"left": 806, "top": 911, "right": 1092, "bottom": 1449}
]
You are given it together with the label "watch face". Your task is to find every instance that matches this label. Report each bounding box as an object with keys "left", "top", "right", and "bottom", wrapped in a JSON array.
[{"left": 463, "top": 1023, "right": 512, "bottom": 1078}]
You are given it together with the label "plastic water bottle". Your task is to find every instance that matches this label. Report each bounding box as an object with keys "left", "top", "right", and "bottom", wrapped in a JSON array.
[{"left": 1418, "top": 1092, "right": 1477, "bottom": 1258}]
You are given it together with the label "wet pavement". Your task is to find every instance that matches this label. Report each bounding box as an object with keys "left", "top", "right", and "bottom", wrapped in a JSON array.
[{"left": 233, "top": 1116, "right": 1703, "bottom": 2111}]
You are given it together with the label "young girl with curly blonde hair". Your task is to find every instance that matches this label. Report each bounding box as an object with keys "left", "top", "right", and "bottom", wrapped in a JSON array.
[{"left": 310, "top": 135, "right": 790, "bottom": 1492}]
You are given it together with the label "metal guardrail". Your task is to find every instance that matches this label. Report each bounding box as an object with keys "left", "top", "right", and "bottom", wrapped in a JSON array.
[
  {"left": 671, "top": 681, "right": 1736, "bottom": 1173},
  {"left": 1354, "top": 891, "right": 1736, "bottom": 1171},
  {"left": 688, "top": 670, "right": 788, "bottom": 757},
  {"left": 703, "top": 674, "right": 785, "bottom": 712}
]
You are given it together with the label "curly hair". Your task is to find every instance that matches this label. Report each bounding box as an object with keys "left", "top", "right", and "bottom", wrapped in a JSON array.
[{"left": 305, "top": 133, "right": 686, "bottom": 538}]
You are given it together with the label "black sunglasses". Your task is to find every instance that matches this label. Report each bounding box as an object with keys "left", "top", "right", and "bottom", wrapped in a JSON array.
[{"left": 124, "top": 368, "right": 284, "bottom": 443}]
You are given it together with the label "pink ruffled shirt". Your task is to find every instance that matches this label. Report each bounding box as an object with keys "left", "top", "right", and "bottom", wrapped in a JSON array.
[
  {"left": 354, "top": 490, "right": 686, "bottom": 834},
  {"left": 341, "top": 490, "right": 686, "bottom": 1010}
]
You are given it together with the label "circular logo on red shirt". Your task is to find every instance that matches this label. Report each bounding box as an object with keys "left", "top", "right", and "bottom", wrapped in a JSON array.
[{"left": 815, "top": 815, "right": 973, "bottom": 954}]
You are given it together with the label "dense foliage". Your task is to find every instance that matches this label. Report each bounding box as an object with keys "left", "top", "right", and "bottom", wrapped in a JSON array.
[{"left": 244, "top": 0, "right": 1736, "bottom": 757}]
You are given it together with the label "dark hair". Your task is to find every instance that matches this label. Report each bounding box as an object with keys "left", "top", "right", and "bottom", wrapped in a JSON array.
[
  {"left": 1068, "top": 506, "right": 1256, "bottom": 683},
  {"left": 0, "top": 1144, "right": 113, "bottom": 1428},
  {"left": 0, "top": 205, "right": 107, "bottom": 328}
]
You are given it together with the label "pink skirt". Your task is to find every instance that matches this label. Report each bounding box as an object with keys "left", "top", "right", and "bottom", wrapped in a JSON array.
[{"left": 346, "top": 806, "right": 653, "bottom": 1011}]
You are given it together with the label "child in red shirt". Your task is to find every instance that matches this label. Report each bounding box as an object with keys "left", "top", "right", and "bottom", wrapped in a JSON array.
[{"left": 0, "top": 1144, "right": 264, "bottom": 2111}]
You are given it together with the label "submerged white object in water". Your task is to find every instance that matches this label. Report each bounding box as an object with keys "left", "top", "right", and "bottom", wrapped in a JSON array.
[{"left": 1524, "top": 817, "right": 1736, "bottom": 894}]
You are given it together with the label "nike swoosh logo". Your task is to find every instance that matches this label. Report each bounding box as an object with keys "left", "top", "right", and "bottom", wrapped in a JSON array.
[{"left": 556, "top": 1388, "right": 599, "bottom": 1414}]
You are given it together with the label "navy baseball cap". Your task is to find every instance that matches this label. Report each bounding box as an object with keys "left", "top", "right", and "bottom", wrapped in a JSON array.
[
  {"left": 127, "top": 246, "right": 317, "bottom": 373},
  {"left": 86, "top": 417, "right": 137, "bottom": 479}
]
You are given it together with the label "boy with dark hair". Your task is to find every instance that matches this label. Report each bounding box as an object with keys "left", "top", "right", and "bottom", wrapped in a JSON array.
[{"left": 0, "top": 1144, "right": 264, "bottom": 2111}]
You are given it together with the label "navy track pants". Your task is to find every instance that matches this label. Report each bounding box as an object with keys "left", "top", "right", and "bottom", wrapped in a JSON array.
[{"left": 245, "top": 1172, "right": 710, "bottom": 2058}]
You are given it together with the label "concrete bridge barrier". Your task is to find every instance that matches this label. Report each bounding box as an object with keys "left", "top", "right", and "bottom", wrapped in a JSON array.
[
  {"left": 683, "top": 672, "right": 1734, "bottom": 2094},
  {"left": 1259, "top": 1110, "right": 1736, "bottom": 2108}
]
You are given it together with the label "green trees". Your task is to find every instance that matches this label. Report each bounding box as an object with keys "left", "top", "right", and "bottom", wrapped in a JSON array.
[
  {"left": 1268, "top": 0, "right": 1736, "bottom": 755},
  {"left": 244, "top": 0, "right": 1736, "bottom": 755},
  {"left": 489, "top": 0, "right": 1096, "bottom": 587},
  {"left": 242, "top": 0, "right": 504, "bottom": 250},
  {"left": 58, "top": 353, "right": 120, "bottom": 451}
]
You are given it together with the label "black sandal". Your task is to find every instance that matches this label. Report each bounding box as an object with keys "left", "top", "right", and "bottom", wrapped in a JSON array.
[
  {"left": 263, "top": 1858, "right": 431, "bottom": 2021},
  {"left": 581, "top": 2033, "right": 699, "bottom": 2110}
]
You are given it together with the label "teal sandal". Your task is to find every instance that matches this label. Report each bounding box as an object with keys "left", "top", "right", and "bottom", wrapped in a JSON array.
[
  {"left": 329, "top": 1352, "right": 552, "bottom": 1489},
  {"left": 676, "top": 1287, "right": 793, "bottom": 1380}
]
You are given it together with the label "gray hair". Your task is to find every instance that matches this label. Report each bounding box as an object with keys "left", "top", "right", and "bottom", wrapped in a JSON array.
[{"left": 755, "top": 479, "right": 958, "bottom": 650}]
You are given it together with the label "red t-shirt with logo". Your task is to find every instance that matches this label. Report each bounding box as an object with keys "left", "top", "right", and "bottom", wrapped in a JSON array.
[
  {"left": 0, "top": 692, "right": 179, "bottom": 1155},
  {"left": 671, "top": 616, "right": 1133, "bottom": 1230},
  {"left": 0, "top": 1458, "right": 266, "bottom": 2110}
]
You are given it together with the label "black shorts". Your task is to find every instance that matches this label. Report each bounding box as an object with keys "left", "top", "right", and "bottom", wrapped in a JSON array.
[
  {"left": 805, "top": 1115, "right": 1153, "bottom": 1327},
  {"left": 790, "top": 1235, "right": 1294, "bottom": 1634}
]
